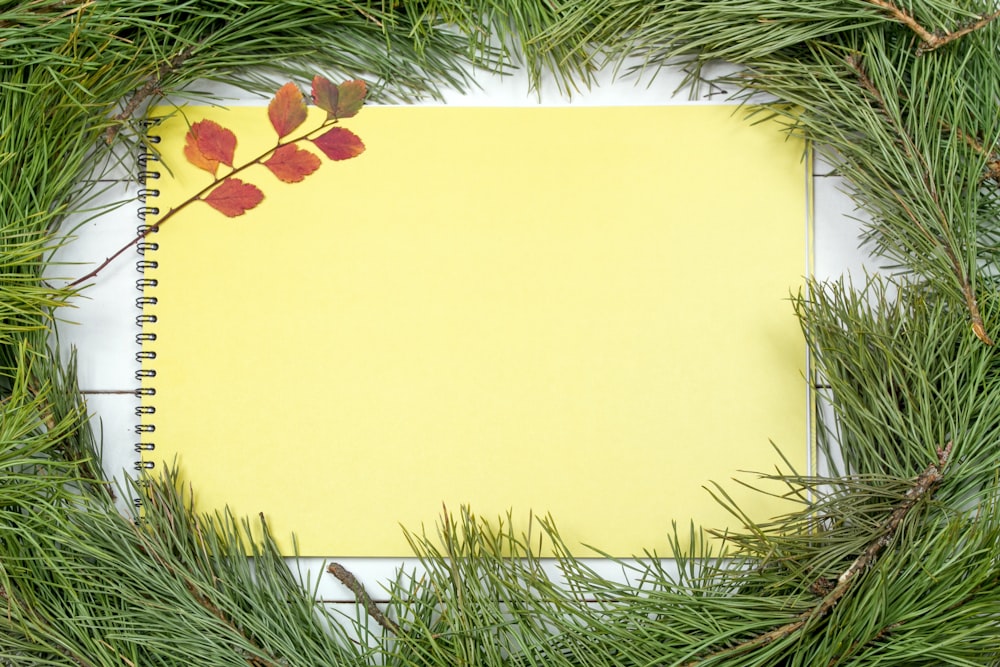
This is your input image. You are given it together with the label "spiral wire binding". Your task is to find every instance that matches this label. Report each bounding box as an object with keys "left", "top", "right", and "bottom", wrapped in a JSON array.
[{"left": 133, "top": 122, "right": 162, "bottom": 499}]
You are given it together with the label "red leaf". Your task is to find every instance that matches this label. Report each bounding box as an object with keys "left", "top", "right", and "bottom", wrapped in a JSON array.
[
  {"left": 264, "top": 144, "right": 321, "bottom": 183},
  {"left": 335, "top": 80, "right": 366, "bottom": 119},
  {"left": 191, "top": 119, "right": 236, "bottom": 167},
  {"left": 183, "top": 130, "right": 219, "bottom": 175},
  {"left": 268, "top": 82, "right": 308, "bottom": 139},
  {"left": 311, "top": 76, "right": 339, "bottom": 121},
  {"left": 312, "top": 127, "right": 365, "bottom": 161},
  {"left": 202, "top": 178, "right": 264, "bottom": 217}
]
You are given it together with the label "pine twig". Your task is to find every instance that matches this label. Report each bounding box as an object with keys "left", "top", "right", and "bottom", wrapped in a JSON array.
[
  {"left": 327, "top": 563, "right": 401, "bottom": 635},
  {"left": 867, "top": 0, "right": 1000, "bottom": 53},
  {"left": 917, "top": 9, "right": 1000, "bottom": 53},
  {"left": 133, "top": 497, "right": 285, "bottom": 667},
  {"left": 103, "top": 45, "right": 197, "bottom": 145},
  {"left": 846, "top": 55, "right": 993, "bottom": 345},
  {"left": 11, "top": 597, "right": 100, "bottom": 667},
  {"left": 180, "top": 578, "right": 284, "bottom": 667},
  {"left": 845, "top": 54, "right": 925, "bottom": 189},
  {"left": 825, "top": 621, "right": 902, "bottom": 667},
  {"left": 867, "top": 0, "right": 939, "bottom": 47},
  {"left": 685, "top": 442, "right": 953, "bottom": 666},
  {"left": 945, "top": 123, "right": 1000, "bottom": 182}
]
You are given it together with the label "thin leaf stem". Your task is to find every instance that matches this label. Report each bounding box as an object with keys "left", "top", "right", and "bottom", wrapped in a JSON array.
[{"left": 67, "top": 117, "right": 340, "bottom": 289}]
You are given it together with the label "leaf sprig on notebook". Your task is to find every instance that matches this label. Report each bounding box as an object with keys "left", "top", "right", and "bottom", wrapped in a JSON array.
[{"left": 67, "top": 77, "right": 367, "bottom": 288}]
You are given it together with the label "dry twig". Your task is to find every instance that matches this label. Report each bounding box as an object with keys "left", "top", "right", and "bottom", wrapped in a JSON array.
[{"left": 328, "top": 563, "right": 401, "bottom": 635}]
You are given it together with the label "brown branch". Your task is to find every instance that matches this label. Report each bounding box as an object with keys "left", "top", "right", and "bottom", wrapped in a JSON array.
[
  {"left": 867, "top": 0, "right": 1000, "bottom": 53},
  {"left": 989, "top": 160, "right": 1000, "bottom": 182},
  {"left": 328, "top": 563, "right": 401, "bottom": 635},
  {"left": 66, "top": 226, "right": 153, "bottom": 289},
  {"left": 868, "top": 0, "right": 937, "bottom": 44},
  {"left": 919, "top": 10, "right": 1000, "bottom": 53},
  {"left": 685, "top": 443, "right": 953, "bottom": 666},
  {"left": 104, "top": 45, "right": 197, "bottom": 145}
]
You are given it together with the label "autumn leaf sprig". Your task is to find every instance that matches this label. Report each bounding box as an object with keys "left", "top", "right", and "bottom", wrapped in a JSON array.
[{"left": 67, "top": 76, "right": 366, "bottom": 289}]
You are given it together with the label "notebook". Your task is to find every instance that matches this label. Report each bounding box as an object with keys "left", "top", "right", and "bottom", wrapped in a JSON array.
[{"left": 138, "top": 84, "right": 812, "bottom": 557}]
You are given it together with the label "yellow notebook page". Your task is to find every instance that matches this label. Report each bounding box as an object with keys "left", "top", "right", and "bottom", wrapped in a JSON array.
[{"left": 142, "top": 105, "right": 810, "bottom": 556}]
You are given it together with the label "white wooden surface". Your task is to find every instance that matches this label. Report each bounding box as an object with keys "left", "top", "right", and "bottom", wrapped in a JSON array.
[{"left": 48, "top": 61, "right": 880, "bottom": 604}]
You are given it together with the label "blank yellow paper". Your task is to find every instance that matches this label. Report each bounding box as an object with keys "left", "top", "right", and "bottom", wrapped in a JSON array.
[{"left": 141, "top": 104, "right": 810, "bottom": 556}]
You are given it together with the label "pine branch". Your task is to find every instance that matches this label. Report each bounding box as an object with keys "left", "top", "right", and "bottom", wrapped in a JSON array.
[
  {"left": 181, "top": 575, "right": 285, "bottom": 667},
  {"left": 25, "top": 377, "right": 114, "bottom": 500},
  {"left": 22, "top": 608, "right": 99, "bottom": 667},
  {"left": 846, "top": 53, "right": 993, "bottom": 345},
  {"left": 946, "top": 122, "right": 1000, "bottom": 182},
  {"left": 104, "top": 44, "right": 198, "bottom": 145},
  {"left": 685, "top": 443, "right": 953, "bottom": 666},
  {"left": 868, "top": 0, "right": 1000, "bottom": 53},
  {"left": 845, "top": 54, "right": 920, "bottom": 165}
]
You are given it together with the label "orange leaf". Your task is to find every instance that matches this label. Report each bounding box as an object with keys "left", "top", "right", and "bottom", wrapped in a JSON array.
[
  {"left": 264, "top": 144, "right": 321, "bottom": 183},
  {"left": 191, "top": 119, "right": 236, "bottom": 167},
  {"left": 311, "top": 76, "right": 339, "bottom": 121},
  {"left": 183, "top": 130, "right": 219, "bottom": 175},
  {"left": 202, "top": 178, "right": 263, "bottom": 217},
  {"left": 268, "top": 82, "right": 308, "bottom": 139},
  {"left": 312, "top": 127, "right": 365, "bottom": 161},
  {"left": 335, "top": 80, "right": 366, "bottom": 119}
]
